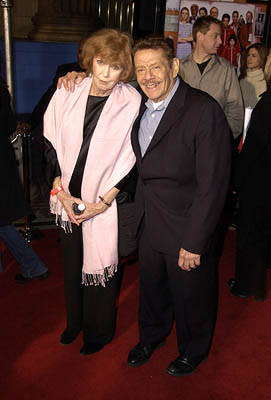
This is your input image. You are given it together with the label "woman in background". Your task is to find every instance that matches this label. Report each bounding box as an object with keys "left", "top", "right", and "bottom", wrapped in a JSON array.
[
  {"left": 199, "top": 7, "right": 207, "bottom": 17},
  {"left": 239, "top": 43, "right": 268, "bottom": 108},
  {"left": 229, "top": 53, "right": 271, "bottom": 301},
  {"left": 44, "top": 29, "right": 141, "bottom": 356},
  {"left": 177, "top": 7, "right": 193, "bottom": 59}
]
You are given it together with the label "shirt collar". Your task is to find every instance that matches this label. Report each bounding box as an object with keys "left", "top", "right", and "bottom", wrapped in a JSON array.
[{"left": 144, "top": 77, "right": 180, "bottom": 112}]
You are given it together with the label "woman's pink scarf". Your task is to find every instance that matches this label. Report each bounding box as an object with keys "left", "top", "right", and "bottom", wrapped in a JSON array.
[{"left": 44, "top": 78, "right": 141, "bottom": 286}]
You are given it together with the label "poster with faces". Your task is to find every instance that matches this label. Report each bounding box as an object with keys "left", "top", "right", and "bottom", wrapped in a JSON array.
[
  {"left": 164, "top": 0, "right": 267, "bottom": 54},
  {"left": 254, "top": 10, "right": 266, "bottom": 38},
  {"left": 164, "top": 0, "right": 181, "bottom": 53},
  {"left": 178, "top": 0, "right": 255, "bottom": 24}
]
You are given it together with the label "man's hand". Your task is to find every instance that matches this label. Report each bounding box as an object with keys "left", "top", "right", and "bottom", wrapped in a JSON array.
[
  {"left": 57, "top": 71, "right": 87, "bottom": 92},
  {"left": 178, "top": 248, "right": 201, "bottom": 271}
]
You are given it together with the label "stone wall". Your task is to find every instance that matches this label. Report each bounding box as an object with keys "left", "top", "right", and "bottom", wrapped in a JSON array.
[
  {"left": 1, "top": 0, "right": 137, "bottom": 42},
  {"left": 0, "top": 0, "right": 38, "bottom": 39}
]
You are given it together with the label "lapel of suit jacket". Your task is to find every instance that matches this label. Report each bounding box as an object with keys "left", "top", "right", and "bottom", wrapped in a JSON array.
[
  {"left": 131, "top": 97, "right": 147, "bottom": 161},
  {"left": 143, "top": 78, "right": 188, "bottom": 158}
]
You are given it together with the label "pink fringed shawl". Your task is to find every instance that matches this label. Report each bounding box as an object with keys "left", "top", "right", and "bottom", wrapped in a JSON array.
[{"left": 43, "top": 78, "right": 141, "bottom": 286}]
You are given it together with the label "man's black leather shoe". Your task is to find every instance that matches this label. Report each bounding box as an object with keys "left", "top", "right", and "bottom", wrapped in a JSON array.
[
  {"left": 15, "top": 271, "right": 49, "bottom": 284},
  {"left": 127, "top": 341, "right": 165, "bottom": 367},
  {"left": 60, "top": 329, "right": 80, "bottom": 345},
  {"left": 228, "top": 278, "right": 250, "bottom": 298},
  {"left": 230, "top": 285, "right": 249, "bottom": 298},
  {"left": 166, "top": 355, "right": 207, "bottom": 377},
  {"left": 80, "top": 342, "right": 104, "bottom": 356}
]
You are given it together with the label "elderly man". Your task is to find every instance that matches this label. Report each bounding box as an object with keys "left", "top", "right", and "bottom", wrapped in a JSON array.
[
  {"left": 57, "top": 36, "right": 231, "bottom": 377},
  {"left": 179, "top": 15, "right": 244, "bottom": 139},
  {"left": 190, "top": 4, "right": 199, "bottom": 24},
  {"left": 126, "top": 37, "right": 231, "bottom": 376}
]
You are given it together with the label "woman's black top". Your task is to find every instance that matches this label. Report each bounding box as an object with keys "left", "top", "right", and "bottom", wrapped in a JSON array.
[
  {"left": 69, "top": 95, "right": 108, "bottom": 197},
  {"left": 45, "top": 94, "right": 137, "bottom": 198}
]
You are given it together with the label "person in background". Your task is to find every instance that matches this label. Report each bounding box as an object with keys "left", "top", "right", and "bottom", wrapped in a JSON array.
[
  {"left": 218, "top": 13, "right": 240, "bottom": 57},
  {"left": 199, "top": 7, "right": 207, "bottom": 17},
  {"left": 239, "top": 11, "right": 254, "bottom": 51},
  {"left": 228, "top": 53, "right": 271, "bottom": 301},
  {"left": 44, "top": 29, "right": 141, "bottom": 356},
  {"left": 227, "top": 44, "right": 267, "bottom": 232},
  {"left": 210, "top": 7, "right": 219, "bottom": 20},
  {"left": 239, "top": 43, "right": 268, "bottom": 108},
  {"left": 177, "top": 7, "right": 193, "bottom": 60},
  {"left": 179, "top": 16, "right": 244, "bottom": 140},
  {"left": 189, "top": 4, "right": 198, "bottom": 24},
  {"left": 255, "top": 13, "right": 265, "bottom": 37},
  {"left": 221, "top": 34, "right": 240, "bottom": 70},
  {"left": 231, "top": 10, "right": 240, "bottom": 39},
  {"left": 239, "top": 15, "right": 245, "bottom": 26},
  {"left": 0, "top": 76, "right": 48, "bottom": 284}
]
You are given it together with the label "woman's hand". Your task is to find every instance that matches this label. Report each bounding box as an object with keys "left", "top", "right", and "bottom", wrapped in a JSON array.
[
  {"left": 56, "top": 191, "right": 82, "bottom": 226},
  {"left": 57, "top": 71, "right": 87, "bottom": 92},
  {"left": 74, "top": 186, "right": 121, "bottom": 223},
  {"left": 74, "top": 201, "right": 108, "bottom": 224}
]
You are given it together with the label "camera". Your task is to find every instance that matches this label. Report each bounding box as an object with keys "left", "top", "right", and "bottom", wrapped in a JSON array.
[{"left": 72, "top": 202, "right": 86, "bottom": 215}]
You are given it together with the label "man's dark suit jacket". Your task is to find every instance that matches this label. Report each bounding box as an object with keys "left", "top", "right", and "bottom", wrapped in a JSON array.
[{"left": 131, "top": 78, "right": 231, "bottom": 257}]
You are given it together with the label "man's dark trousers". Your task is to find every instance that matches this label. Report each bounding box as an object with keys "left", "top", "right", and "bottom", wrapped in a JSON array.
[{"left": 138, "top": 225, "right": 217, "bottom": 359}]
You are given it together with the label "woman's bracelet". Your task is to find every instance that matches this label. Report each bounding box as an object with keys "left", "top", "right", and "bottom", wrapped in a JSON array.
[
  {"left": 50, "top": 185, "right": 64, "bottom": 196},
  {"left": 99, "top": 196, "right": 112, "bottom": 207}
]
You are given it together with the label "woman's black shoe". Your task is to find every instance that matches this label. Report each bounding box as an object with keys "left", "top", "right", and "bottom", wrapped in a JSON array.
[
  {"left": 80, "top": 343, "right": 104, "bottom": 356},
  {"left": 230, "top": 285, "right": 250, "bottom": 299},
  {"left": 60, "top": 330, "right": 80, "bottom": 345}
]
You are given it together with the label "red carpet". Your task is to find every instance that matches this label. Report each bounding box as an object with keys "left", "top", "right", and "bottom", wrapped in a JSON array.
[{"left": 1, "top": 229, "right": 271, "bottom": 400}]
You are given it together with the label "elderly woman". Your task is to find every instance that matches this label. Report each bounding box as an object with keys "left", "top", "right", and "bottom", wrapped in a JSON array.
[{"left": 44, "top": 29, "right": 141, "bottom": 355}]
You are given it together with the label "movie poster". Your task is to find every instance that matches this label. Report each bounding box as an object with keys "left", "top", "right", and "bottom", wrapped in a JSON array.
[
  {"left": 164, "top": 1, "right": 267, "bottom": 56},
  {"left": 164, "top": 0, "right": 181, "bottom": 52},
  {"left": 254, "top": 7, "right": 266, "bottom": 38}
]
